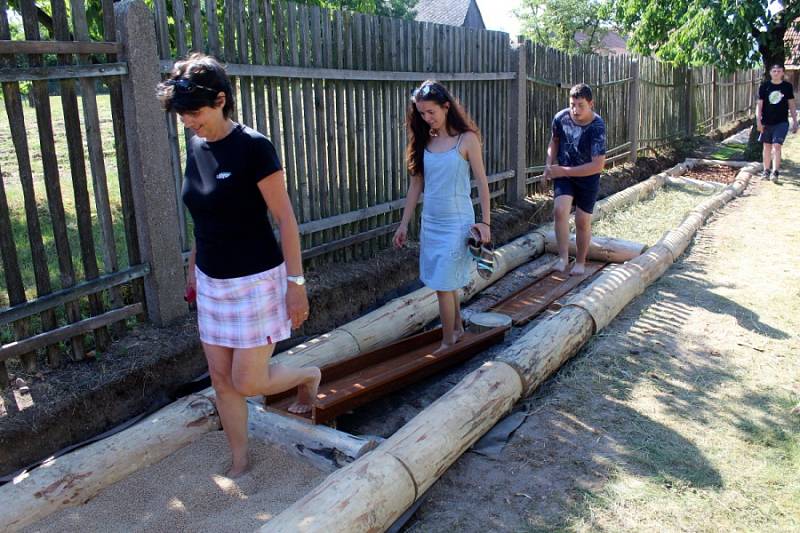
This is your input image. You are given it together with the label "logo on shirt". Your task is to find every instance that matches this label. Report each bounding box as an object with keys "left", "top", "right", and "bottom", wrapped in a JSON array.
[
  {"left": 769, "top": 90, "right": 784, "bottom": 105},
  {"left": 215, "top": 171, "right": 232, "bottom": 180}
]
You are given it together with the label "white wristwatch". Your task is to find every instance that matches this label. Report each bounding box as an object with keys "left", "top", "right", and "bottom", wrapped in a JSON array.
[{"left": 286, "top": 275, "right": 306, "bottom": 286}]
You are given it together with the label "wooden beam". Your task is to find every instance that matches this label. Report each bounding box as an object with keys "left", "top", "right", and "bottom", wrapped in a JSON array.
[
  {"left": 159, "top": 59, "right": 515, "bottom": 81},
  {"left": 0, "top": 62, "right": 127, "bottom": 82},
  {"left": 0, "top": 264, "right": 149, "bottom": 326},
  {"left": 0, "top": 303, "right": 142, "bottom": 361},
  {"left": 0, "top": 39, "right": 120, "bottom": 55}
]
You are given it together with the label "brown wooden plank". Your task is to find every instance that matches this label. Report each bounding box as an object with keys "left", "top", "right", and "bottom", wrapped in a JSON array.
[
  {"left": 172, "top": 0, "right": 188, "bottom": 56},
  {"left": 206, "top": 0, "right": 221, "bottom": 57},
  {"left": 0, "top": 39, "right": 120, "bottom": 54},
  {"left": 0, "top": 304, "right": 143, "bottom": 362},
  {"left": 249, "top": 0, "right": 267, "bottom": 134},
  {"left": 71, "top": 0, "right": 125, "bottom": 341},
  {"left": 153, "top": 0, "right": 171, "bottom": 57},
  {"left": 490, "top": 261, "right": 606, "bottom": 325},
  {"left": 102, "top": 0, "right": 144, "bottom": 317},
  {"left": 265, "top": 326, "right": 508, "bottom": 424},
  {"left": 52, "top": 0, "right": 91, "bottom": 360},
  {"left": 0, "top": 157, "right": 21, "bottom": 386},
  {"left": 188, "top": 0, "right": 204, "bottom": 52},
  {"left": 236, "top": 0, "right": 253, "bottom": 127}
]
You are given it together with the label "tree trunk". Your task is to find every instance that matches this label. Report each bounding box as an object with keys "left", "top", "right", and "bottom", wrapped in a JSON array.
[{"left": 0, "top": 392, "right": 219, "bottom": 532}]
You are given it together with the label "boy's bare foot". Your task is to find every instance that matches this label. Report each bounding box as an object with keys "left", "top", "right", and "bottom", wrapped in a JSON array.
[
  {"left": 288, "top": 367, "right": 321, "bottom": 414},
  {"left": 553, "top": 257, "right": 569, "bottom": 272},
  {"left": 226, "top": 461, "right": 251, "bottom": 479},
  {"left": 570, "top": 262, "right": 586, "bottom": 276}
]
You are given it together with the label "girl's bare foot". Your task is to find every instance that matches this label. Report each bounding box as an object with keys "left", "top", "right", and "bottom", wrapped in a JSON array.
[
  {"left": 226, "top": 460, "right": 251, "bottom": 478},
  {"left": 570, "top": 262, "right": 586, "bottom": 276},
  {"left": 288, "top": 367, "right": 321, "bottom": 414},
  {"left": 432, "top": 342, "right": 455, "bottom": 355},
  {"left": 553, "top": 257, "right": 569, "bottom": 272}
]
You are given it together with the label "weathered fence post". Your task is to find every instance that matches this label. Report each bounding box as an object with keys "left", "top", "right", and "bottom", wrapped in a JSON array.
[
  {"left": 711, "top": 67, "right": 719, "bottom": 130},
  {"left": 507, "top": 36, "right": 527, "bottom": 203},
  {"left": 628, "top": 59, "right": 640, "bottom": 163},
  {"left": 685, "top": 66, "right": 695, "bottom": 136},
  {"left": 115, "top": 0, "right": 187, "bottom": 326}
]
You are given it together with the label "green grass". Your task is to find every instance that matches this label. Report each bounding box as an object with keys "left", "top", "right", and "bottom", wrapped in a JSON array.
[
  {"left": 0, "top": 94, "right": 129, "bottom": 305},
  {"left": 708, "top": 142, "right": 746, "bottom": 160},
  {"left": 592, "top": 186, "right": 716, "bottom": 246}
]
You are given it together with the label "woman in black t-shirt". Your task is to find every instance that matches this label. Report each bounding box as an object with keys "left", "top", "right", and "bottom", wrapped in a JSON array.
[{"left": 157, "top": 53, "right": 320, "bottom": 478}]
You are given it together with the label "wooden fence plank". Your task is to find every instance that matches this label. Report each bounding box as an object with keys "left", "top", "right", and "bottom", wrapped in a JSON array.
[{"left": 71, "top": 0, "right": 125, "bottom": 340}]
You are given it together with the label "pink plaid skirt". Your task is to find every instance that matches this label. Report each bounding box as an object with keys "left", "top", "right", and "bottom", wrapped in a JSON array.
[{"left": 195, "top": 263, "right": 292, "bottom": 348}]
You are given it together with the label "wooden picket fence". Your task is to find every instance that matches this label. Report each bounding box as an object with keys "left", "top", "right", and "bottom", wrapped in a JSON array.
[{"left": 0, "top": 0, "right": 760, "bottom": 386}]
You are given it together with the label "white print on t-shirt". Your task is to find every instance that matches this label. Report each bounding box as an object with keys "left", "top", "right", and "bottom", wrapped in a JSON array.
[
  {"left": 769, "top": 90, "right": 784, "bottom": 105},
  {"left": 216, "top": 172, "right": 232, "bottom": 180},
  {"left": 562, "top": 121, "right": 583, "bottom": 155}
]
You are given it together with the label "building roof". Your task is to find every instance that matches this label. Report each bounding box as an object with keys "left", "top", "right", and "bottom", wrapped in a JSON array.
[
  {"left": 785, "top": 25, "right": 800, "bottom": 69},
  {"left": 574, "top": 30, "right": 629, "bottom": 55},
  {"left": 414, "top": 0, "right": 476, "bottom": 27}
]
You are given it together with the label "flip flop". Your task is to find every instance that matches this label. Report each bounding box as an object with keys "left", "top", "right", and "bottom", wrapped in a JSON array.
[
  {"left": 467, "top": 227, "right": 482, "bottom": 260},
  {"left": 477, "top": 242, "right": 495, "bottom": 280}
]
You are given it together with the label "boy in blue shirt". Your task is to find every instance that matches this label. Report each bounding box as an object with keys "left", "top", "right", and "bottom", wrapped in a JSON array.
[{"left": 544, "top": 83, "right": 607, "bottom": 275}]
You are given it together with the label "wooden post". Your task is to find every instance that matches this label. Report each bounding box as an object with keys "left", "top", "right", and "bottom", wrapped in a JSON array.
[
  {"left": 712, "top": 67, "right": 719, "bottom": 129},
  {"left": 507, "top": 36, "right": 527, "bottom": 203},
  {"left": 686, "top": 66, "right": 695, "bottom": 136},
  {"left": 628, "top": 59, "right": 640, "bottom": 163},
  {"left": 115, "top": 0, "right": 187, "bottom": 325}
]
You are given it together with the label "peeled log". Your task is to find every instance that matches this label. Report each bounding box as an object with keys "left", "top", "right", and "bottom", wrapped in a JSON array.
[
  {"left": 266, "top": 163, "right": 756, "bottom": 532},
  {"left": 261, "top": 451, "right": 416, "bottom": 533},
  {"left": 274, "top": 231, "right": 546, "bottom": 369},
  {"left": 593, "top": 173, "right": 667, "bottom": 221},
  {"left": 564, "top": 264, "right": 646, "bottom": 333},
  {"left": 539, "top": 231, "right": 646, "bottom": 263},
  {"left": 0, "top": 393, "right": 219, "bottom": 532},
  {"left": 247, "top": 403, "right": 381, "bottom": 470},
  {"left": 497, "top": 306, "right": 594, "bottom": 396},
  {"left": 379, "top": 361, "right": 523, "bottom": 495}
]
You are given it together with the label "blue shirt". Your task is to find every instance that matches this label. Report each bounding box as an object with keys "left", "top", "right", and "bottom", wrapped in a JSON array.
[{"left": 551, "top": 109, "right": 606, "bottom": 180}]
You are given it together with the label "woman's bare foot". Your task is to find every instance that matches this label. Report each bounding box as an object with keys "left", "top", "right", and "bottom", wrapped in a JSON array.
[
  {"left": 453, "top": 327, "right": 465, "bottom": 344},
  {"left": 226, "top": 460, "right": 251, "bottom": 479},
  {"left": 570, "top": 262, "right": 586, "bottom": 276},
  {"left": 288, "top": 367, "right": 321, "bottom": 414},
  {"left": 553, "top": 257, "right": 569, "bottom": 272},
  {"left": 432, "top": 341, "right": 455, "bottom": 355}
]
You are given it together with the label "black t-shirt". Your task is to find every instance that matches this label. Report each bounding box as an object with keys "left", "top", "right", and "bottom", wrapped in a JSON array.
[
  {"left": 759, "top": 81, "right": 794, "bottom": 125},
  {"left": 182, "top": 124, "right": 284, "bottom": 279}
]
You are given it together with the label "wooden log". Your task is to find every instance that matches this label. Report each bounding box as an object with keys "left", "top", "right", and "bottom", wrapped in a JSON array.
[
  {"left": 538, "top": 231, "right": 646, "bottom": 263},
  {"left": 564, "top": 263, "right": 646, "bottom": 333},
  {"left": 665, "top": 175, "right": 722, "bottom": 193},
  {"left": 264, "top": 362, "right": 522, "bottom": 532},
  {"left": 262, "top": 451, "right": 416, "bottom": 533},
  {"left": 0, "top": 392, "right": 219, "bottom": 532},
  {"left": 247, "top": 403, "right": 381, "bottom": 470},
  {"left": 683, "top": 158, "right": 752, "bottom": 168},
  {"left": 592, "top": 173, "right": 666, "bottom": 221},
  {"left": 378, "top": 361, "right": 522, "bottom": 495},
  {"left": 272, "top": 230, "right": 546, "bottom": 370}
]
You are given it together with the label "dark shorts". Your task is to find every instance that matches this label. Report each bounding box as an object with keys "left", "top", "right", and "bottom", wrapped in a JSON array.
[
  {"left": 759, "top": 122, "right": 789, "bottom": 145},
  {"left": 553, "top": 176, "right": 601, "bottom": 214}
]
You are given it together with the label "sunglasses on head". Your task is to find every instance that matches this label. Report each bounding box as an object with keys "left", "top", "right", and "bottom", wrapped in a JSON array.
[
  {"left": 410, "top": 83, "right": 444, "bottom": 101},
  {"left": 165, "top": 78, "right": 218, "bottom": 95}
]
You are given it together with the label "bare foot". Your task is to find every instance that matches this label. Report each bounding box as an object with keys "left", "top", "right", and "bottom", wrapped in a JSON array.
[
  {"left": 288, "top": 367, "right": 321, "bottom": 414},
  {"left": 453, "top": 327, "right": 465, "bottom": 344},
  {"left": 553, "top": 257, "right": 569, "bottom": 272},
  {"left": 226, "top": 461, "right": 251, "bottom": 478},
  {"left": 432, "top": 342, "right": 454, "bottom": 355},
  {"left": 570, "top": 262, "right": 586, "bottom": 276}
]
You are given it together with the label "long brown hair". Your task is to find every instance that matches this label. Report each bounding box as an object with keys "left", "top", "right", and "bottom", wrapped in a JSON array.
[{"left": 405, "top": 80, "right": 481, "bottom": 177}]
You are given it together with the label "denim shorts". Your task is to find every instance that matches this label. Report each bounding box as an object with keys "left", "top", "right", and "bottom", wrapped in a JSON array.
[
  {"left": 553, "top": 176, "right": 601, "bottom": 214},
  {"left": 759, "top": 122, "right": 789, "bottom": 145}
]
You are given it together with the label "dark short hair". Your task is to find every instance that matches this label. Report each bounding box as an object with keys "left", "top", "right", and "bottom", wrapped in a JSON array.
[
  {"left": 569, "top": 83, "right": 593, "bottom": 102},
  {"left": 156, "top": 53, "right": 234, "bottom": 118},
  {"left": 770, "top": 64, "right": 785, "bottom": 71}
]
